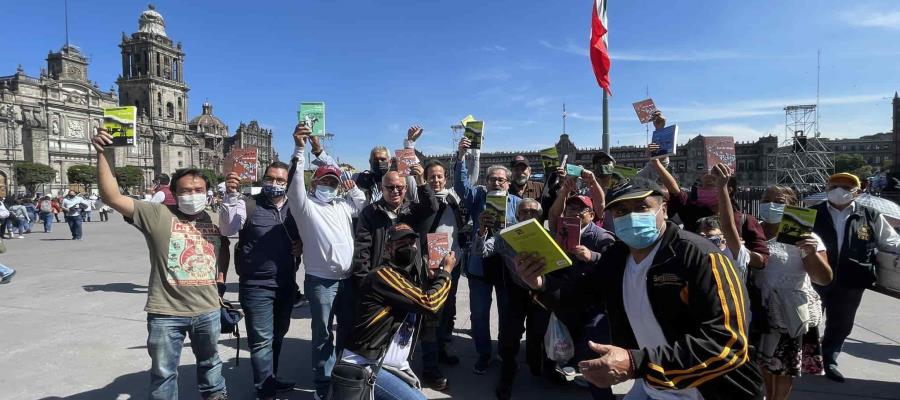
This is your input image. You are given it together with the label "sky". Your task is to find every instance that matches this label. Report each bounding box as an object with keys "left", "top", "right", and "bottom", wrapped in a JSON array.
[{"left": 2, "top": 0, "right": 899, "bottom": 170}]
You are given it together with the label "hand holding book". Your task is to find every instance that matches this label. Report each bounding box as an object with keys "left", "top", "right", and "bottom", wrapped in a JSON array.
[{"left": 515, "top": 252, "right": 546, "bottom": 291}]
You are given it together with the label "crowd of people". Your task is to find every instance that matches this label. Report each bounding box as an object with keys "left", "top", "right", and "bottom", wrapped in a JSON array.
[{"left": 78, "top": 109, "right": 897, "bottom": 400}]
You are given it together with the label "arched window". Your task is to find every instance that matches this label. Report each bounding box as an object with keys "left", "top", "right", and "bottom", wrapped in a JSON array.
[{"left": 166, "top": 102, "right": 174, "bottom": 119}]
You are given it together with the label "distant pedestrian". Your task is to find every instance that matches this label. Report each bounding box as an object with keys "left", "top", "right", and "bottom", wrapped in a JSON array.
[
  {"left": 51, "top": 197, "right": 61, "bottom": 222},
  {"left": 8, "top": 200, "right": 29, "bottom": 239},
  {"left": 38, "top": 196, "right": 54, "bottom": 232},
  {"left": 61, "top": 191, "right": 87, "bottom": 240},
  {"left": 96, "top": 197, "right": 111, "bottom": 222}
]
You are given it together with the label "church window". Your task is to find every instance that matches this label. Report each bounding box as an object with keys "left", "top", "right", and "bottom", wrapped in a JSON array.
[
  {"left": 166, "top": 102, "right": 174, "bottom": 119},
  {"left": 157, "top": 92, "right": 162, "bottom": 104},
  {"left": 178, "top": 112, "right": 182, "bottom": 121}
]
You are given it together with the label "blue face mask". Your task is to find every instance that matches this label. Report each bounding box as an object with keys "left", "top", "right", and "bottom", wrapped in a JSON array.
[
  {"left": 613, "top": 208, "right": 662, "bottom": 249},
  {"left": 261, "top": 182, "right": 287, "bottom": 199},
  {"left": 757, "top": 202, "right": 785, "bottom": 224},
  {"left": 314, "top": 185, "right": 338, "bottom": 202}
]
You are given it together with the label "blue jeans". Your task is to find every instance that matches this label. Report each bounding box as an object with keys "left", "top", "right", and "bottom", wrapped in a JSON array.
[
  {"left": 146, "top": 311, "right": 226, "bottom": 400},
  {"left": 305, "top": 274, "right": 355, "bottom": 397},
  {"left": 239, "top": 284, "right": 294, "bottom": 397},
  {"left": 468, "top": 275, "right": 498, "bottom": 358},
  {"left": 39, "top": 211, "right": 53, "bottom": 232},
  {"left": 0, "top": 262, "right": 13, "bottom": 277},
  {"left": 374, "top": 369, "right": 426, "bottom": 400},
  {"left": 66, "top": 215, "right": 82, "bottom": 239},
  {"left": 82, "top": 210, "right": 92, "bottom": 222}
]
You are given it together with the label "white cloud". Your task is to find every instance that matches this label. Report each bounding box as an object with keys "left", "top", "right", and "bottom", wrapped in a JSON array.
[
  {"left": 538, "top": 39, "right": 747, "bottom": 61},
  {"left": 844, "top": 8, "right": 900, "bottom": 29},
  {"left": 481, "top": 44, "right": 508, "bottom": 52}
]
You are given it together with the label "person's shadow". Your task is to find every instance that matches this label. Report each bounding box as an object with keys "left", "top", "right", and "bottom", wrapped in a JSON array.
[{"left": 82, "top": 282, "right": 148, "bottom": 294}]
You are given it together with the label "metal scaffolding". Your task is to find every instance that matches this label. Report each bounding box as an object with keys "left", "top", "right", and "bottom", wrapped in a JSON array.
[{"left": 767, "top": 104, "right": 834, "bottom": 192}]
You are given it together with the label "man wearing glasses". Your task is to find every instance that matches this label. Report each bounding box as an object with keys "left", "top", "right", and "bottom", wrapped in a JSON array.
[
  {"left": 219, "top": 162, "right": 302, "bottom": 400},
  {"left": 455, "top": 137, "right": 521, "bottom": 376}
]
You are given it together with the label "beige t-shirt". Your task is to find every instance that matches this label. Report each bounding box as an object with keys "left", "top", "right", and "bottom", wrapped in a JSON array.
[{"left": 131, "top": 200, "right": 223, "bottom": 317}]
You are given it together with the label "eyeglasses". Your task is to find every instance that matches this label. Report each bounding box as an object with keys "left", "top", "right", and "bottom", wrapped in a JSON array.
[
  {"left": 383, "top": 185, "right": 407, "bottom": 193},
  {"left": 487, "top": 177, "right": 508, "bottom": 184},
  {"left": 262, "top": 176, "right": 288, "bottom": 185}
]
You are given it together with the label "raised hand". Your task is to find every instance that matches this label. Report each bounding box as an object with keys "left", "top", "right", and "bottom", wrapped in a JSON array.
[
  {"left": 341, "top": 179, "right": 356, "bottom": 192},
  {"left": 581, "top": 169, "right": 597, "bottom": 185},
  {"left": 407, "top": 125, "right": 424, "bottom": 142},
  {"left": 710, "top": 163, "right": 732, "bottom": 189},
  {"left": 224, "top": 172, "right": 241, "bottom": 194},
  {"left": 457, "top": 137, "right": 472, "bottom": 159},
  {"left": 650, "top": 111, "right": 667, "bottom": 131},
  {"left": 514, "top": 253, "right": 545, "bottom": 290},
  {"left": 293, "top": 123, "right": 312, "bottom": 147},
  {"left": 441, "top": 251, "right": 457, "bottom": 273},
  {"left": 92, "top": 127, "right": 114, "bottom": 153},
  {"left": 646, "top": 142, "right": 661, "bottom": 158},
  {"left": 410, "top": 164, "right": 425, "bottom": 185}
]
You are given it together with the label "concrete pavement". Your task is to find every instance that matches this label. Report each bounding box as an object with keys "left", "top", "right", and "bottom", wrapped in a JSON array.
[{"left": 0, "top": 214, "right": 898, "bottom": 399}]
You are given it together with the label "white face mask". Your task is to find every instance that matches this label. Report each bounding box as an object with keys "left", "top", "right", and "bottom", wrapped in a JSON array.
[
  {"left": 315, "top": 185, "right": 338, "bottom": 202},
  {"left": 827, "top": 187, "right": 855, "bottom": 206},
  {"left": 177, "top": 193, "right": 208, "bottom": 215}
]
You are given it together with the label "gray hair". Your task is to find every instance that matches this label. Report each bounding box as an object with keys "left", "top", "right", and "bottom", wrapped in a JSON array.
[
  {"left": 370, "top": 145, "right": 389, "bottom": 161},
  {"left": 486, "top": 165, "right": 511, "bottom": 180},
  {"left": 518, "top": 198, "right": 543, "bottom": 214}
]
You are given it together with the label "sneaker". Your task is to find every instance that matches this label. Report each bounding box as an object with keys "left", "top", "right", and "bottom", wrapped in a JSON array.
[
  {"left": 14, "top": 235, "right": 24, "bottom": 239},
  {"left": 293, "top": 291, "right": 309, "bottom": 308},
  {"left": 439, "top": 348, "right": 460, "bottom": 365},
  {"left": 423, "top": 368, "right": 449, "bottom": 391},
  {"left": 1, "top": 270, "right": 15, "bottom": 284},
  {"left": 274, "top": 378, "right": 295, "bottom": 392},
  {"left": 473, "top": 355, "right": 491, "bottom": 375},
  {"left": 825, "top": 364, "right": 845, "bottom": 382}
]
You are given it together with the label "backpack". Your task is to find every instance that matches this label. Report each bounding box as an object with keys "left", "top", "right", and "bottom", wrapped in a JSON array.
[
  {"left": 220, "top": 299, "right": 244, "bottom": 366},
  {"left": 40, "top": 200, "right": 52, "bottom": 213}
]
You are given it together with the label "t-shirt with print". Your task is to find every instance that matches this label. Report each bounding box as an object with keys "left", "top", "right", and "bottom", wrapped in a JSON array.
[{"left": 130, "top": 200, "right": 223, "bottom": 317}]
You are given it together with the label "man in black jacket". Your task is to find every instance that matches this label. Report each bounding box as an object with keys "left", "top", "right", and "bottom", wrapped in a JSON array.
[
  {"left": 339, "top": 223, "right": 456, "bottom": 399},
  {"left": 812, "top": 172, "right": 900, "bottom": 382},
  {"left": 515, "top": 180, "right": 763, "bottom": 400}
]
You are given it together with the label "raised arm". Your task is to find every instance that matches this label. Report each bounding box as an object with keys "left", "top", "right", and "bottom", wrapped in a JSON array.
[
  {"left": 218, "top": 172, "right": 246, "bottom": 237},
  {"left": 711, "top": 164, "right": 742, "bottom": 258},
  {"left": 582, "top": 169, "right": 606, "bottom": 218},
  {"left": 549, "top": 176, "right": 575, "bottom": 233},
  {"left": 92, "top": 128, "right": 135, "bottom": 219},
  {"left": 454, "top": 137, "right": 477, "bottom": 208},
  {"left": 287, "top": 124, "right": 311, "bottom": 216}
]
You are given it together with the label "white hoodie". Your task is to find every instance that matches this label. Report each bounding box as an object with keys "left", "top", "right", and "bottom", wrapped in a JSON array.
[{"left": 288, "top": 146, "right": 366, "bottom": 280}]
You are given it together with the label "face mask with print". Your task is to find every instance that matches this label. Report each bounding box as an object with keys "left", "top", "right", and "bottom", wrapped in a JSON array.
[
  {"left": 694, "top": 188, "right": 718, "bottom": 208},
  {"left": 756, "top": 202, "right": 785, "bottom": 224},
  {"left": 261, "top": 182, "right": 287, "bottom": 199},
  {"left": 371, "top": 159, "right": 390, "bottom": 177},
  {"left": 314, "top": 185, "right": 338, "bottom": 202},
  {"left": 827, "top": 188, "right": 854, "bottom": 206},
  {"left": 177, "top": 193, "right": 208, "bottom": 215},
  {"left": 708, "top": 235, "right": 725, "bottom": 249},
  {"left": 613, "top": 208, "right": 662, "bottom": 249}
]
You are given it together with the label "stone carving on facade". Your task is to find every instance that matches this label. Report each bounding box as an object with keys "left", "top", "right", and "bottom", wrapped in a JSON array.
[
  {"left": 67, "top": 119, "right": 84, "bottom": 138},
  {"left": 51, "top": 116, "right": 60, "bottom": 136},
  {"left": 32, "top": 107, "right": 43, "bottom": 128}
]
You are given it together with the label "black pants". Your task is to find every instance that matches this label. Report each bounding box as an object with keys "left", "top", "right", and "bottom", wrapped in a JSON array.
[
  {"left": 815, "top": 283, "right": 866, "bottom": 365},
  {"left": 497, "top": 277, "right": 551, "bottom": 386}
]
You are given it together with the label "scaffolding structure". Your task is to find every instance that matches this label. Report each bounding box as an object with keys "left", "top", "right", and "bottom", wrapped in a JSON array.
[{"left": 767, "top": 104, "right": 834, "bottom": 192}]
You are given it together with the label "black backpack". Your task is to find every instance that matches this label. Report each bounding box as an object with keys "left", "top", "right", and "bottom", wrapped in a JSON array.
[{"left": 220, "top": 300, "right": 244, "bottom": 365}]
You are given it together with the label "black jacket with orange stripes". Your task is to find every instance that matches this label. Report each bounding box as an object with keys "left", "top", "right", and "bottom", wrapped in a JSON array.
[
  {"left": 344, "top": 261, "right": 453, "bottom": 362},
  {"left": 535, "top": 221, "right": 764, "bottom": 400}
]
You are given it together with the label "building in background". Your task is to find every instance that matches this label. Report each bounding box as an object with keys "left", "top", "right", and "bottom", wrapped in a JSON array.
[
  {"left": 223, "top": 120, "right": 275, "bottom": 181},
  {"left": 189, "top": 101, "right": 229, "bottom": 175}
]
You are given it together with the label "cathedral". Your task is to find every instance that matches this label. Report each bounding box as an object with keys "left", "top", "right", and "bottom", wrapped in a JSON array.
[{"left": 0, "top": 5, "right": 273, "bottom": 197}]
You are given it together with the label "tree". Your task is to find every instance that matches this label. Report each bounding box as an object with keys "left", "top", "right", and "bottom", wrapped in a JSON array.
[
  {"left": 198, "top": 168, "right": 223, "bottom": 187},
  {"left": 67, "top": 165, "right": 97, "bottom": 192},
  {"left": 114, "top": 166, "right": 144, "bottom": 194},
  {"left": 834, "top": 154, "right": 866, "bottom": 174},
  {"left": 854, "top": 165, "right": 875, "bottom": 179},
  {"left": 15, "top": 162, "right": 56, "bottom": 194}
]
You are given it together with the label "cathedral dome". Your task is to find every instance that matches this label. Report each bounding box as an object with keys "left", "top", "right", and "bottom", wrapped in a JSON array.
[
  {"left": 189, "top": 102, "right": 228, "bottom": 136},
  {"left": 139, "top": 4, "right": 167, "bottom": 37}
]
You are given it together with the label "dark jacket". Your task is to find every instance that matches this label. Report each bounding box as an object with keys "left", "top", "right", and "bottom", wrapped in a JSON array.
[
  {"left": 346, "top": 262, "right": 453, "bottom": 361},
  {"left": 811, "top": 202, "right": 879, "bottom": 288},
  {"left": 536, "top": 222, "right": 763, "bottom": 400},
  {"left": 234, "top": 195, "right": 300, "bottom": 288},
  {"left": 351, "top": 184, "right": 439, "bottom": 284}
]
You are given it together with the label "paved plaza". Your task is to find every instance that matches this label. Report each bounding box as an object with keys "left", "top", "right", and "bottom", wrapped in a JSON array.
[{"left": 0, "top": 215, "right": 899, "bottom": 399}]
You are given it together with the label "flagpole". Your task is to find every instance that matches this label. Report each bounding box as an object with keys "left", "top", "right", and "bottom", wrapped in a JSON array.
[{"left": 602, "top": 90, "right": 609, "bottom": 153}]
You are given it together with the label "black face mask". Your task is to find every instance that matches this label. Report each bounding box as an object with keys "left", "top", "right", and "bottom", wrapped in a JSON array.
[
  {"left": 392, "top": 244, "right": 419, "bottom": 271},
  {"left": 371, "top": 159, "right": 390, "bottom": 176}
]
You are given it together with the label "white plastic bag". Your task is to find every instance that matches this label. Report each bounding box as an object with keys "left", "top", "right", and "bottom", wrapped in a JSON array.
[{"left": 545, "top": 313, "right": 574, "bottom": 363}]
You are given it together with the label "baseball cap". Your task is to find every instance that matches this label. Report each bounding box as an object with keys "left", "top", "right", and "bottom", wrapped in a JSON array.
[
  {"left": 314, "top": 164, "right": 342, "bottom": 181},
  {"left": 510, "top": 155, "right": 529, "bottom": 168},
  {"left": 606, "top": 178, "right": 665, "bottom": 208},
  {"left": 592, "top": 151, "right": 616, "bottom": 165},
  {"left": 567, "top": 195, "right": 594, "bottom": 210},
  {"left": 387, "top": 223, "right": 419, "bottom": 241},
  {"left": 828, "top": 172, "right": 861, "bottom": 188}
]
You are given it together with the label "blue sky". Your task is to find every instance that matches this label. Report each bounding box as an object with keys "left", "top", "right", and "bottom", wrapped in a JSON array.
[{"left": 2, "top": 0, "right": 899, "bottom": 170}]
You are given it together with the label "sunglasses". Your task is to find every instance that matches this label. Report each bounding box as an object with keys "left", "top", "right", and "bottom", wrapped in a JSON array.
[{"left": 383, "top": 185, "right": 407, "bottom": 193}]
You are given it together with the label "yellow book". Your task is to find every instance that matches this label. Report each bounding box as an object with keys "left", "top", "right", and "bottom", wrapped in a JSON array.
[{"left": 499, "top": 219, "right": 573, "bottom": 275}]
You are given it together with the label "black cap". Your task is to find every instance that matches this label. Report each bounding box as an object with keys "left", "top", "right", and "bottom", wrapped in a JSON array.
[
  {"left": 510, "top": 155, "right": 529, "bottom": 168},
  {"left": 606, "top": 178, "right": 665, "bottom": 208},
  {"left": 592, "top": 152, "right": 615, "bottom": 165},
  {"left": 387, "top": 223, "right": 419, "bottom": 241}
]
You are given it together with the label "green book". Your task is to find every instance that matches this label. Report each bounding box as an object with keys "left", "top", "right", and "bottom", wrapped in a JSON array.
[
  {"left": 500, "top": 219, "right": 573, "bottom": 275},
  {"left": 464, "top": 120, "right": 484, "bottom": 149},
  {"left": 103, "top": 106, "right": 137, "bottom": 147},
  {"left": 485, "top": 194, "right": 507, "bottom": 230},
  {"left": 540, "top": 147, "right": 560, "bottom": 171},
  {"left": 298, "top": 102, "right": 326, "bottom": 137},
  {"left": 565, "top": 163, "right": 584, "bottom": 177},
  {"left": 776, "top": 205, "right": 818, "bottom": 245}
]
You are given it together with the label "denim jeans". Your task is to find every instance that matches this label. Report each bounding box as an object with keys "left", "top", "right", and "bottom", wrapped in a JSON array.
[
  {"left": 39, "top": 211, "right": 53, "bottom": 232},
  {"left": 0, "top": 262, "right": 13, "bottom": 277},
  {"left": 66, "top": 215, "right": 82, "bottom": 239},
  {"left": 468, "top": 275, "right": 498, "bottom": 358},
  {"left": 305, "top": 274, "right": 355, "bottom": 397},
  {"left": 239, "top": 284, "right": 294, "bottom": 397},
  {"left": 374, "top": 368, "right": 426, "bottom": 400},
  {"left": 146, "top": 311, "right": 226, "bottom": 400},
  {"left": 82, "top": 210, "right": 92, "bottom": 222}
]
